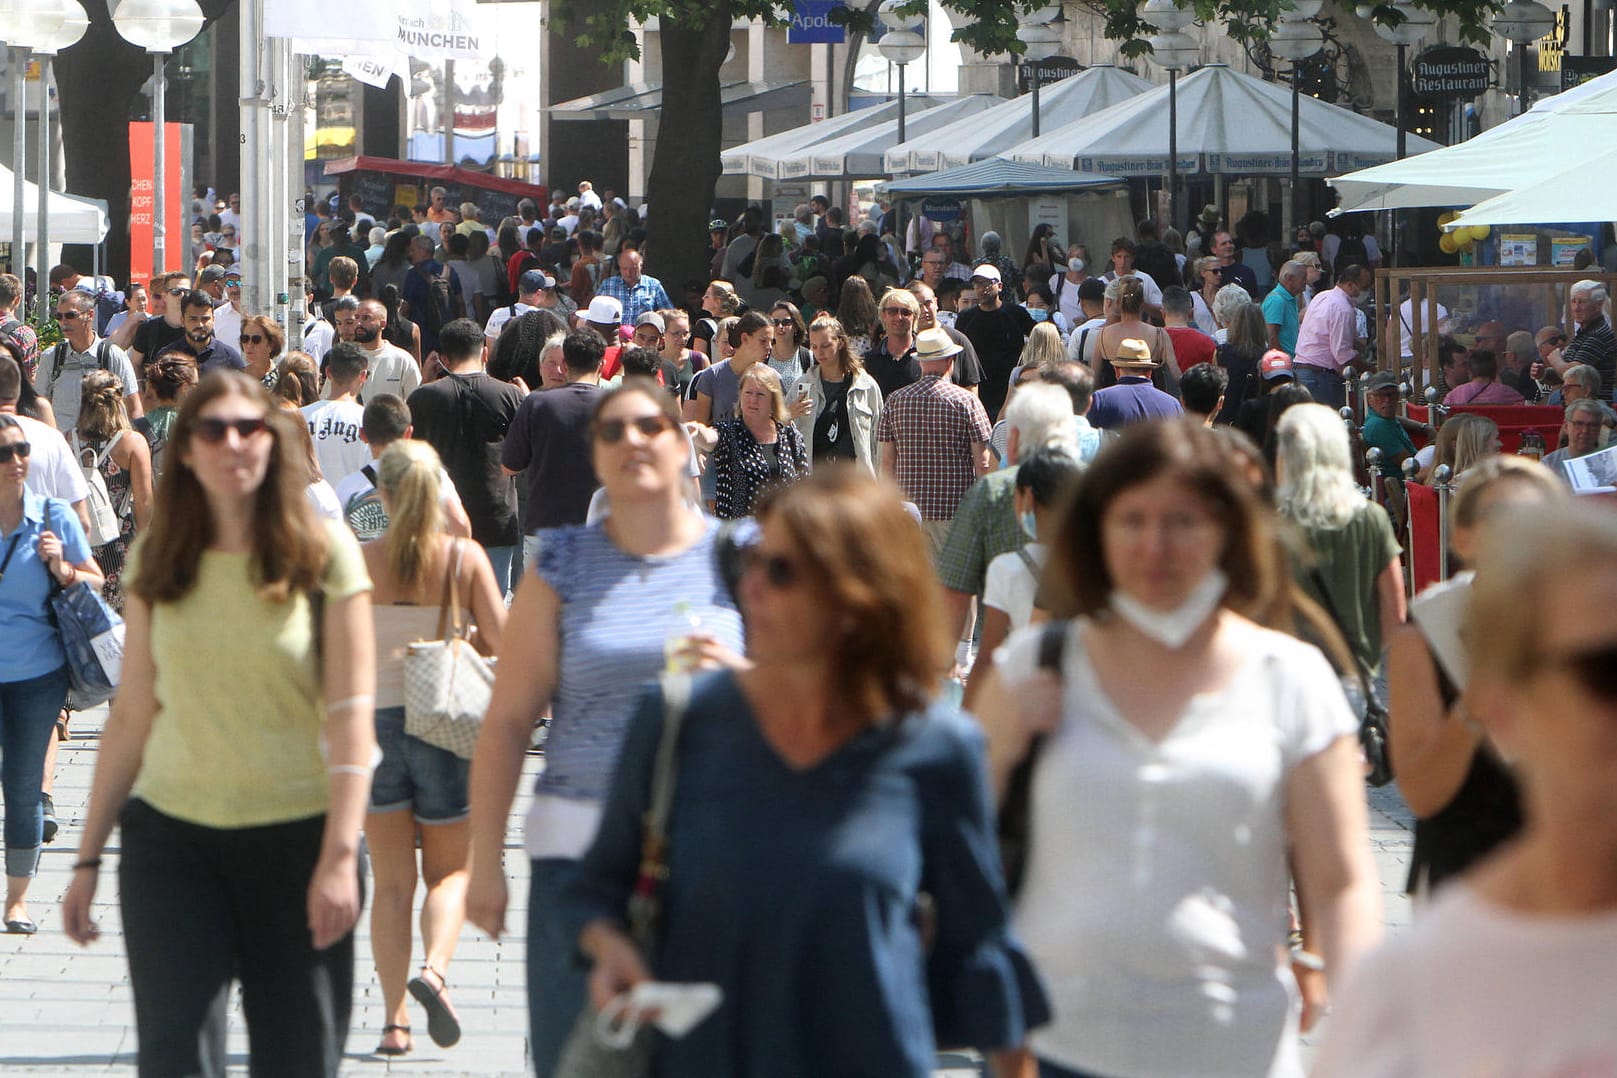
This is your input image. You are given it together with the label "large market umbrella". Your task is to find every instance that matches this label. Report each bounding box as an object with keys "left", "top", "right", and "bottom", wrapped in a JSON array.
[
  {"left": 881, "top": 66, "right": 1152, "bottom": 174},
  {"left": 1446, "top": 146, "right": 1617, "bottom": 229},
  {"left": 1330, "top": 67, "right": 1617, "bottom": 214},
  {"left": 719, "top": 96, "right": 948, "bottom": 179},
  {"left": 728, "top": 95, "right": 1003, "bottom": 181},
  {"left": 1005, "top": 63, "right": 1438, "bottom": 176},
  {"left": 878, "top": 157, "right": 1124, "bottom": 197}
]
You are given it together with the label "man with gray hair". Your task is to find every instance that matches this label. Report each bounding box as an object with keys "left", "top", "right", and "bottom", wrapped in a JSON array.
[
  {"left": 1562, "top": 279, "right": 1616, "bottom": 395},
  {"left": 979, "top": 231, "right": 1022, "bottom": 296},
  {"left": 1262, "top": 260, "right": 1308, "bottom": 355},
  {"left": 1543, "top": 397, "right": 1608, "bottom": 477}
]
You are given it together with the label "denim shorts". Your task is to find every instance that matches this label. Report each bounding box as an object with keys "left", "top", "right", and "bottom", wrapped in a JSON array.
[{"left": 370, "top": 705, "right": 470, "bottom": 823}]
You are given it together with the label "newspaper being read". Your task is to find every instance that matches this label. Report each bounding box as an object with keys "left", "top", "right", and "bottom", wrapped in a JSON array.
[{"left": 1559, "top": 442, "right": 1617, "bottom": 495}]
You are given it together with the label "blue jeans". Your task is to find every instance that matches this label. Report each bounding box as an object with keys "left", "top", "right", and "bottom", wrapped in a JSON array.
[
  {"left": 1294, "top": 363, "right": 1347, "bottom": 409},
  {"left": 2, "top": 665, "right": 69, "bottom": 877},
  {"left": 528, "top": 857, "right": 587, "bottom": 1077},
  {"left": 485, "top": 544, "right": 521, "bottom": 599},
  {"left": 369, "top": 706, "right": 470, "bottom": 822}
]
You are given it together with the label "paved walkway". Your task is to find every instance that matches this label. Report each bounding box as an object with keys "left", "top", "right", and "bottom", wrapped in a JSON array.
[{"left": 0, "top": 706, "right": 1417, "bottom": 1075}]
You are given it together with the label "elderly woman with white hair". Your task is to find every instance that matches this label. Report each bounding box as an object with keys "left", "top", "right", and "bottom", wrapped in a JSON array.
[
  {"left": 1561, "top": 278, "right": 1616, "bottom": 391},
  {"left": 1275, "top": 403, "right": 1407, "bottom": 683}
]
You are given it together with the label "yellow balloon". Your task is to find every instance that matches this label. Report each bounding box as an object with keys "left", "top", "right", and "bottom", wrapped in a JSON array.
[
  {"left": 1468, "top": 224, "right": 1491, "bottom": 242},
  {"left": 1455, "top": 234, "right": 1474, "bottom": 252},
  {"left": 1438, "top": 211, "right": 1458, "bottom": 225},
  {"left": 1439, "top": 233, "right": 1459, "bottom": 254}
]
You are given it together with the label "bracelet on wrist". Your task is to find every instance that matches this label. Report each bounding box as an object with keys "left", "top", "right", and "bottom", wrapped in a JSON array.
[{"left": 73, "top": 857, "right": 102, "bottom": 871}]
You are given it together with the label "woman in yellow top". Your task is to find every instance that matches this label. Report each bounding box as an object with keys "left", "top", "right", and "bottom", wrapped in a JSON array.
[{"left": 61, "top": 370, "right": 376, "bottom": 1078}]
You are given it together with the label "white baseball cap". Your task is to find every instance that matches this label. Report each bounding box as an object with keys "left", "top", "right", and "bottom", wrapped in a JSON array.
[
  {"left": 970, "top": 264, "right": 1002, "bottom": 284},
  {"left": 585, "top": 295, "right": 623, "bottom": 325}
]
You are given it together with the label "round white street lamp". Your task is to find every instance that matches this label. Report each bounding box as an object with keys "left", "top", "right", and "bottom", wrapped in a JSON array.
[
  {"left": 0, "top": 0, "right": 68, "bottom": 279},
  {"left": 1494, "top": 0, "right": 1555, "bottom": 111},
  {"left": 29, "top": 0, "right": 89, "bottom": 320},
  {"left": 1142, "top": 0, "right": 1195, "bottom": 32},
  {"left": 1019, "top": 12, "right": 1063, "bottom": 139},
  {"left": 113, "top": 0, "right": 205, "bottom": 276},
  {"left": 1269, "top": 18, "right": 1323, "bottom": 243},
  {"left": 1149, "top": 29, "right": 1199, "bottom": 231}
]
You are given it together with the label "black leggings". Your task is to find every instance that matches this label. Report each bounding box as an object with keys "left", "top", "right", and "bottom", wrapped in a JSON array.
[{"left": 118, "top": 799, "right": 358, "bottom": 1078}]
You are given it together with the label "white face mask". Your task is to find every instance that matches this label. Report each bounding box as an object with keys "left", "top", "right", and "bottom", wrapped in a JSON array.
[{"left": 1109, "top": 568, "right": 1228, "bottom": 649}]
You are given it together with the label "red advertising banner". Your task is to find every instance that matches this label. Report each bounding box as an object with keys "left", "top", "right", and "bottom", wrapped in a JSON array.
[{"left": 128, "top": 122, "right": 184, "bottom": 286}]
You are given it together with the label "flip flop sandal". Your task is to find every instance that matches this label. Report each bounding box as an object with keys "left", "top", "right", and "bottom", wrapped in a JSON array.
[
  {"left": 408, "top": 966, "right": 462, "bottom": 1048},
  {"left": 4, "top": 918, "right": 38, "bottom": 935},
  {"left": 374, "top": 1024, "right": 412, "bottom": 1057}
]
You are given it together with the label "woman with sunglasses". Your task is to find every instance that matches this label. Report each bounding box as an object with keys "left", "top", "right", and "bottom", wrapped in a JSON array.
[
  {"left": 975, "top": 421, "right": 1380, "bottom": 1078},
  {"left": 1387, "top": 457, "right": 1564, "bottom": 899},
  {"left": 562, "top": 468, "right": 1048, "bottom": 1074},
  {"left": 73, "top": 370, "right": 153, "bottom": 612},
  {"left": 467, "top": 378, "right": 745, "bottom": 1076},
  {"left": 711, "top": 365, "right": 810, "bottom": 520},
  {"left": 238, "top": 314, "right": 285, "bottom": 391},
  {"left": 1315, "top": 498, "right": 1617, "bottom": 1076},
  {"left": 62, "top": 371, "right": 375, "bottom": 1075},
  {"left": 0, "top": 415, "right": 101, "bottom": 935},
  {"left": 766, "top": 301, "right": 811, "bottom": 397}
]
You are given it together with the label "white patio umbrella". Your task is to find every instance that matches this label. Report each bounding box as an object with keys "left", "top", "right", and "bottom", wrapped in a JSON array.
[
  {"left": 1330, "top": 66, "right": 1617, "bottom": 214},
  {"left": 881, "top": 66, "right": 1152, "bottom": 174},
  {"left": 1005, "top": 63, "right": 1437, "bottom": 176},
  {"left": 719, "top": 96, "right": 947, "bottom": 179},
  {"left": 0, "top": 162, "right": 106, "bottom": 243},
  {"left": 745, "top": 94, "right": 1003, "bottom": 181},
  {"left": 1446, "top": 146, "right": 1617, "bottom": 230}
]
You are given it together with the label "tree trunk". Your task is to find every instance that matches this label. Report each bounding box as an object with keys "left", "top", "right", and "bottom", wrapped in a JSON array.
[
  {"left": 55, "top": 0, "right": 235, "bottom": 282},
  {"left": 641, "top": 5, "right": 732, "bottom": 299}
]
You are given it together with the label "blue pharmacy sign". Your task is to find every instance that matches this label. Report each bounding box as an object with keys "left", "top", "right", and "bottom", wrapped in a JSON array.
[{"left": 790, "top": 0, "right": 846, "bottom": 43}]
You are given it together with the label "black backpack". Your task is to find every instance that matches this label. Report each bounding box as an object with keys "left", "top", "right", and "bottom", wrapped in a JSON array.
[
  {"left": 413, "top": 265, "right": 456, "bottom": 338},
  {"left": 1335, "top": 231, "right": 1370, "bottom": 273}
]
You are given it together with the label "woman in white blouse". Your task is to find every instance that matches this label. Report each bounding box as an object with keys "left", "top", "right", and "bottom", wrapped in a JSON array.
[
  {"left": 1314, "top": 500, "right": 1617, "bottom": 1078},
  {"left": 975, "top": 419, "right": 1380, "bottom": 1078}
]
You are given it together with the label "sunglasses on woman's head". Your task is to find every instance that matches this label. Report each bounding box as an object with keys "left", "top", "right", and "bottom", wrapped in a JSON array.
[
  {"left": 193, "top": 417, "right": 269, "bottom": 444},
  {"left": 0, "top": 441, "right": 31, "bottom": 463},
  {"left": 596, "top": 414, "right": 673, "bottom": 444}
]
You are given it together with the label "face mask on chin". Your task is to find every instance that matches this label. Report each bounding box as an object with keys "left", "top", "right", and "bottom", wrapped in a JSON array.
[{"left": 1109, "top": 568, "right": 1228, "bottom": 650}]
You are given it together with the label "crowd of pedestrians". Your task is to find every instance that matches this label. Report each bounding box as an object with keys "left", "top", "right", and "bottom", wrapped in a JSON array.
[{"left": 0, "top": 184, "right": 1610, "bottom": 1077}]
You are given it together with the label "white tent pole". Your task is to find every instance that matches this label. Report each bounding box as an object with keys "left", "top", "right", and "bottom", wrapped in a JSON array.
[
  {"left": 35, "top": 52, "right": 49, "bottom": 322},
  {"left": 13, "top": 47, "right": 27, "bottom": 281}
]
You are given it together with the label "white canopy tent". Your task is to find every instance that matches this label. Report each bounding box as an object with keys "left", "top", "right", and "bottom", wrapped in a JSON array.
[
  {"left": 1005, "top": 63, "right": 1438, "bottom": 176},
  {"left": 1330, "top": 68, "right": 1617, "bottom": 215},
  {"left": 722, "top": 95, "right": 1002, "bottom": 180},
  {"left": 881, "top": 66, "right": 1152, "bottom": 174},
  {"left": 0, "top": 163, "right": 107, "bottom": 244},
  {"left": 719, "top": 97, "right": 947, "bottom": 179},
  {"left": 1447, "top": 146, "right": 1617, "bottom": 230}
]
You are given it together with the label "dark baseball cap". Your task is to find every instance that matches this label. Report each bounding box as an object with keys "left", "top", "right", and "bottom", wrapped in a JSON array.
[
  {"left": 198, "top": 265, "right": 227, "bottom": 284},
  {"left": 518, "top": 268, "right": 554, "bottom": 293}
]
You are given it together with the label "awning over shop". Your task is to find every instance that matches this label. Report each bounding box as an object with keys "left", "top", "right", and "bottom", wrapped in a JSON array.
[
  {"left": 550, "top": 79, "right": 811, "bottom": 121},
  {"left": 720, "top": 96, "right": 950, "bottom": 179},
  {"left": 724, "top": 95, "right": 1002, "bottom": 180},
  {"left": 878, "top": 158, "right": 1124, "bottom": 198},
  {"left": 1006, "top": 63, "right": 1438, "bottom": 176}
]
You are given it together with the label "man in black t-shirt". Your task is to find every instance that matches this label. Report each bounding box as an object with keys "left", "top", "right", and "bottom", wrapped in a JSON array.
[
  {"left": 129, "top": 271, "right": 190, "bottom": 370},
  {"left": 407, "top": 318, "right": 525, "bottom": 596},
  {"left": 954, "top": 264, "right": 1034, "bottom": 420},
  {"left": 501, "top": 330, "right": 605, "bottom": 568}
]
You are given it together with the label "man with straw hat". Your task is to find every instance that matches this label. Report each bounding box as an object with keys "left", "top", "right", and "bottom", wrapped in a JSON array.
[{"left": 1087, "top": 337, "right": 1183, "bottom": 430}]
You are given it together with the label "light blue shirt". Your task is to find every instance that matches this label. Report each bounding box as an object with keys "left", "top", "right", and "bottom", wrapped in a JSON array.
[
  {"left": 1262, "top": 283, "right": 1301, "bottom": 356},
  {"left": 0, "top": 491, "right": 91, "bottom": 683}
]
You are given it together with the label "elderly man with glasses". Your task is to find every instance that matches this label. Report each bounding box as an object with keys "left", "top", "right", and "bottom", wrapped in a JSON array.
[
  {"left": 1560, "top": 280, "right": 1617, "bottom": 397},
  {"left": 36, "top": 291, "right": 144, "bottom": 431}
]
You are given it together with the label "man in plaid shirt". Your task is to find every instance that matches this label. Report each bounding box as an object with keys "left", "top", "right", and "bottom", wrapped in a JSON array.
[
  {"left": 595, "top": 248, "right": 672, "bottom": 323},
  {"left": 877, "top": 327, "right": 992, "bottom": 553}
]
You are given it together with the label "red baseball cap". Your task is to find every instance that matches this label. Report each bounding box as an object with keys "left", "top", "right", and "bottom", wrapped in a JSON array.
[{"left": 1259, "top": 349, "right": 1294, "bottom": 381}]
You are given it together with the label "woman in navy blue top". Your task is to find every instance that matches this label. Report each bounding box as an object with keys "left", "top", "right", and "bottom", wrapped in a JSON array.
[
  {"left": 564, "top": 468, "right": 1048, "bottom": 1075},
  {"left": 466, "top": 379, "right": 745, "bottom": 1075},
  {"left": 0, "top": 415, "right": 101, "bottom": 934}
]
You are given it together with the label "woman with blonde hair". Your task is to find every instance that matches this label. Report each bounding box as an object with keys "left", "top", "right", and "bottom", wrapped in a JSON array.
[
  {"left": 1019, "top": 320, "right": 1068, "bottom": 375},
  {"left": 73, "top": 370, "right": 153, "bottom": 611},
  {"left": 1275, "top": 403, "right": 1406, "bottom": 682},
  {"left": 1192, "top": 255, "right": 1222, "bottom": 334},
  {"left": 1316, "top": 499, "right": 1617, "bottom": 1075},
  {"left": 711, "top": 364, "right": 810, "bottom": 519},
  {"left": 1417, "top": 412, "right": 1500, "bottom": 483},
  {"left": 1386, "top": 456, "right": 1565, "bottom": 899},
  {"left": 361, "top": 439, "right": 505, "bottom": 1057},
  {"left": 835, "top": 274, "right": 881, "bottom": 357},
  {"left": 1091, "top": 275, "right": 1179, "bottom": 394},
  {"left": 794, "top": 315, "right": 882, "bottom": 473},
  {"left": 62, "top": 371, "right": 375, "bottom": 1075},
  {"left": 692, "top": 280, "right": 742, "bottom": 358},
  {"left": 274, "top": 350, "right": 322, "bottom": 408}
]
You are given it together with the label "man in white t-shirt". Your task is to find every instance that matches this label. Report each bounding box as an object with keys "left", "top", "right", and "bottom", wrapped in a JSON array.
[
  {"left": 332, "top": 393, "right": 469, "bottom": 541},
  {"left": 484, "top": 269, "right": 552, "bottom": 348},
  {"left": 353, "top": 299, "right": 420, "bottom": 403},
  {"left": 302, "top": 342, "right": 371, "bottom": 483},
  {"left": 1395, "top": 294, "right": 1451, "bottom": 363},
  {"left": 1065, "top": 278, "right": 1109, "bottom": 363},
  {"left": 0, "top": 353, "right": 89, "bottom": 528}
]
